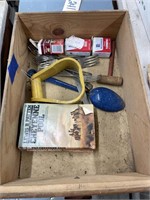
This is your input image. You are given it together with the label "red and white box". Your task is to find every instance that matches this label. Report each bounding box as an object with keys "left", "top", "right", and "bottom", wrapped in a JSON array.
[
  {"left": 92, "top": 37, "right": 111, "bottom": 57},
  {"left": 65, "top": 38, "right": 92, "bottom": 56},
  {"left": 38, "top": 39, "right": 64, "bottom": 55},
  {"left": 38, "top": 39, "right": 51, "bottom": 55}
]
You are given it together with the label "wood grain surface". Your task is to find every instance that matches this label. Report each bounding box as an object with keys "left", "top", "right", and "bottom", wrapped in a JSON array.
[
  {"left": 0, "top": 14, "right": 29, "bottom": 184},
  {"left": 0, "top": 173, "right": 150, "bottom": 198},
  {"left": 117, "top": 12, "right": 150, "bottom": 175},
  {"left": 18, "top": 11, "right": 125, "bottom": 40}
]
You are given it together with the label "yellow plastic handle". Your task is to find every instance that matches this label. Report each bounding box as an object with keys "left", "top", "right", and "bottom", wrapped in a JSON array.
[{"left": 31, "top": 57, "right": 85, "bottom": 104}]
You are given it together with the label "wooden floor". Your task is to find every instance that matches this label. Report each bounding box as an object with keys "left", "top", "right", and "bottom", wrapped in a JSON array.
[{"left": 19, "top": 53, "right": 135, "bottom": 179}]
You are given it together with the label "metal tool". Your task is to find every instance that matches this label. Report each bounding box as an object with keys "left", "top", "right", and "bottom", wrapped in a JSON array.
[
  {"left": 56, "top": 69, "right": 123, "bottom": 86},
  {"left": 46, "top": 77, "right": 93, "bottom": 93},
  {"left": 108, "top": 40, "right": 116, "bottom": 76},
  {"left": 28, "top": 39, "right": 100, "bottom": 69},
  {"left": 28, "top": 41, "right": 58, "bottom": 70},
  {"left": 35, "top": 55, "right": 58, "bottom": 71},
  {"left": 104, "top": 40, "right": 123, "bottom": 86},
  {"left": 31, "top": 57, "right": 85, "bottom": 104},
  {"left": 75, "top": 79, "right": 90, "bottom": 104},
  {"left": 27, "top": 69, "right": 93, "bottom": 93},
  {"left": 27, "top": 68, "right": 79, "bottom": 92},
  {"left": 28, "top": 40, "right": 38, "bottom": 56},
  {"left": 36, "top": 54, "right": 100, "bottom": 70},
  {"left": 67, "top": 55, "right": 100, "bottom": 68},
  {"left": 46, "top": 77, "right": 78, "bottom": 92}
]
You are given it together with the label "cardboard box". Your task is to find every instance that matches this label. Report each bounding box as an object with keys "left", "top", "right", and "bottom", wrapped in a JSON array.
[
  {"left": 38, "top": 39, "right": 51, "bottom": 54},
  {"left": 92, "top": 37, "right": 111, "bottom": 57},
  {"left": 65, "top": 38, "right": 91, "bottom": 56},
  {"left": 38, "top": 39, "right": 64, "bottom": 54},
  {"left": 1, "top": 11, "right": 150, "bottom": 197}
]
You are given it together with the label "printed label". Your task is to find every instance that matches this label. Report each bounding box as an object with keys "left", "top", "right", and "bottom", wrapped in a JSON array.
[
  {"left": 63, "top": 0, "right": 82, "bottom": 11},
  {"left": 94, "top": 38, "right": 103, "bottom": 51},
  {"left": 51, "top": 45, "right": 63, "bottom": 54},
  {"left": 23, "top": 105, "right": 45, "bottom": 144},
  {"left": 66, "top": 36, "right": 84, "bottom": 49}
]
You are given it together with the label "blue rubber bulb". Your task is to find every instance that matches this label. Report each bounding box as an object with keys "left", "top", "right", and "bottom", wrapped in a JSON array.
[{"left": 89, "top": 87, "right": 125, "bottom": 112}]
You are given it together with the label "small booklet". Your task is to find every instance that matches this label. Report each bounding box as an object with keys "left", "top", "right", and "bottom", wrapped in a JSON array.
[{"left": 18, "top": 103, "right": 96, "bottom": 151}]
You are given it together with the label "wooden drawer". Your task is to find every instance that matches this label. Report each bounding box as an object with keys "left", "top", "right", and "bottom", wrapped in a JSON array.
[{"left": 0, "top": 11, "right": 150, "bottom": 198}]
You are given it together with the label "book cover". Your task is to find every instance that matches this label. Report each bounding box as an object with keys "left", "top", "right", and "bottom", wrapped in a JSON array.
[{"left": 18, "top": 103, "right": 96, "bottom": 150}]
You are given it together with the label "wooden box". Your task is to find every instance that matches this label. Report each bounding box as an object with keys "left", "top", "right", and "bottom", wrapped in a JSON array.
[{"left": 0, "top": 11, "right": 150, "bottom": 198}]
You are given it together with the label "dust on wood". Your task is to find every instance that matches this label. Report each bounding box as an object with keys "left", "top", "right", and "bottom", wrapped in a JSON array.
[{"left": 20, "top": 53, "right": 135, "bottom": 179}]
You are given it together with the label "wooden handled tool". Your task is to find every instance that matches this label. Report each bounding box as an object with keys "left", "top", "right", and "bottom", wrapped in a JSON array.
[
  {"left": 96, "top": 40, "right": 123, "bottom": 86},
  {"left": 108, "top": 40, "right": 116, "bottom": 76},
  {"left": 97, "top": 39, "right": 123, "bottom": 86},
  {"left": 97, "top": 75, "right": 123, "bottom": 86}
]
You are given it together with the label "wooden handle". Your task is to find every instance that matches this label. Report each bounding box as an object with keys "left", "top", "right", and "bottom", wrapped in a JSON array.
[
  {"left": 108, "top": 40, "right": 116, "bottom": 76},
  {"left": 97, "top": 75, "right": 123, "bottom": 86}
]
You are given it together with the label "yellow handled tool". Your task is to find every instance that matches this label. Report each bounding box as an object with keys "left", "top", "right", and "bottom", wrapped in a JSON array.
[{"left": 31, "top": 57, "right": 85, "bottom": 104}]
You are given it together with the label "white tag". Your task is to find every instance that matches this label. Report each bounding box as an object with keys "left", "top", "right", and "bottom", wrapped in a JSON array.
[
  {"left": 66, "top": 36, "right": 84, "bottom": 49},
  {"left": 63, "top": 0, "right": 82, "bottom": 11}
]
